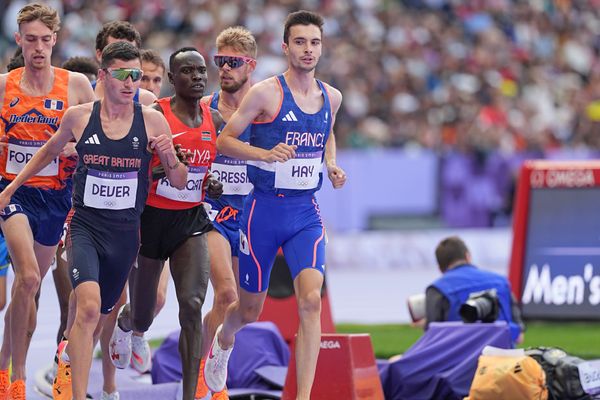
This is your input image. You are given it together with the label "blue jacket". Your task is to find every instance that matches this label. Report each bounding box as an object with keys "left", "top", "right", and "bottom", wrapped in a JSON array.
[{"left": 430, "top": 264, "right": 521, "bottom": 342}]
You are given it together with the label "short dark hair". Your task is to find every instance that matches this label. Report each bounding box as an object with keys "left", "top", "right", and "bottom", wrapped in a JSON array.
[
  {"left": 7, "top": 56, "right": 24, "bottom": 72},
  {"left": 100, "top": 41, "right": 141, "bottom": 70},
  {"left": 283, "top": 10, "right": 324, "bottom": 44},
  {"left": 169, "top": 46, "right": 200, "bottom": 71},
  {"left": 435, "top": 237, "right": 469, "bottom": 272},
  {"left": 96, "top": 21, "right": 141, "bottom": 52},
  {"left": 141, "top": 49, "right": 165, "bottom": 73},
  {"left": 7, "top": 47, "right": 24, "bottom": 72},
  {"left": 62, "top": 56, "right": 99, "bottom": 76}
]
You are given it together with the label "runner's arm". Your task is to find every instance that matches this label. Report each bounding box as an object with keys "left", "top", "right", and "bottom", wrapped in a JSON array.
[
  {"left": 0, "top": 75, "right": 8, "bottom": 157},
  {"left": 323, "top": 85, "right": 346, "bottom": 189},
  {"left": 70, "top": 72, "right": 96, "bottom": 105},
  {"left": 0, "top": 107, "right": 78, "bottom": 208},
  {"left": 145, "top": 109, "right": 187, "bottom": 190},
  {"left": 216, "top": 80, "right": 297, "bottom": 163},
  {"left": 138, "top": 88, "right": 157, "bottom": 106}
]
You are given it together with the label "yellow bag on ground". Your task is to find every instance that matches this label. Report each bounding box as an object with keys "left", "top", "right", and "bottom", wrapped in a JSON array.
[{"left": 464, "top": 355, "right": 548, "bottom": 400}]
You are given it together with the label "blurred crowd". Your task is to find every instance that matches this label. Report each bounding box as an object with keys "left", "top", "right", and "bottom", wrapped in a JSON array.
[{"left": 1, "top": 0, "right": 600, "bottom": 154}]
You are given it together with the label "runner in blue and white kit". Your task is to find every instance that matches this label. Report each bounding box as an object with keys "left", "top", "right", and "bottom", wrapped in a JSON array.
[
  {"left": 203, "top": 11, "right": 347, "bottom": 400},
  {"left": 197, "top": 25, "right": 257, "bottom": 399}
]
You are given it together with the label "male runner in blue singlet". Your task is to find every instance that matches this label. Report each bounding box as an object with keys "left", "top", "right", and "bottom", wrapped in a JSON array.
[{"left": 204, "top": 10, "right": 346, "bottom": 400}]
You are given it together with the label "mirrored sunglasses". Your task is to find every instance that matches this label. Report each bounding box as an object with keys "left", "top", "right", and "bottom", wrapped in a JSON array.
[
  {"left": 104, "top": 68, "right": 143, "bottom": 82},
  {"left": 213, "top": 55, "right": 254, "bottom": 69}
]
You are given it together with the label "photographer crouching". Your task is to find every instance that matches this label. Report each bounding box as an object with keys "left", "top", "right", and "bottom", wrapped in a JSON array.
[{"left": 412, "top": 236, "right": 525, "bottom": 344}]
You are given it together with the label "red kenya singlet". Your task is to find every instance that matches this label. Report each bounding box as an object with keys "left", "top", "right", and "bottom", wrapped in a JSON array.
[{"left": 146, "top": 97, "right": 217, "bottom": 210}]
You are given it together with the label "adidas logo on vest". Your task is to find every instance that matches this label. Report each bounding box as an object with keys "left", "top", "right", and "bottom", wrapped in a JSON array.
[
  {"left": 85, "top": 134, "right": 101, "bottom": 145},
  {"left": 282, "top": 111, "right": 298, "bottom": 122}
]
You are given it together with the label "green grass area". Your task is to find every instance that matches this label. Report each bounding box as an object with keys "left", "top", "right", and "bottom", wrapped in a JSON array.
[
  {"left": 93, "top": 321, "right": 600, "bottom": 361},
  {"left": 337, "top": 321, "right": 600, "bottom": 360}
]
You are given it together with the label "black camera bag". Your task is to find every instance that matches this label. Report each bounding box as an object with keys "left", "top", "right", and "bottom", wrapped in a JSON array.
[{"left": 524, "top": 347, "right": 593, "bottom": 400}]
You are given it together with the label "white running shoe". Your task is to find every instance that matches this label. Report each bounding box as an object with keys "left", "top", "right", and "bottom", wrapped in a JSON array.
[
  {"left": 109, "top": 305, "right": 132, "bottom": 369},
  {"left": 203, "top": 324, "right": 233, "bottom": 393},
  {"left": 51, "top": 346, "right": 60, "bottom": 378},
  {"left": 131, "top": 334, "right": 152, "bottom": 373},
  {"left": 101, "top": 390, "right": 120, "bottom": 400}
]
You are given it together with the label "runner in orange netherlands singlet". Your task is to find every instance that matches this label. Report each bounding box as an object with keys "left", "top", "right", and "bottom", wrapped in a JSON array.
[
  {"left": 0, "top": 67, "right": 74, "bottom": 190},
  {"left": 0, "top": 3, "right": 97, "bottom": 397}
]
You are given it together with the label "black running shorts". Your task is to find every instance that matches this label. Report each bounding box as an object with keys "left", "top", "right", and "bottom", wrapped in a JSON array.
[{"left": 139, "top": 204, "right": 212, "bottom": 260}]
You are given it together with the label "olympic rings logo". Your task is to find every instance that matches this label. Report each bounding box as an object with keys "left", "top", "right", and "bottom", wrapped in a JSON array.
[
  {"left": 178, "top": 193, "right": 189, "bottom": 200},
  {"left": 230, "top": 186, "right": 241, "bottom": 193},
  {"left": 104, "top": 201, "right": 116, "bottom": 207},
  {"left": 297, "top": 181, "right": 309, "bottom": 187}
]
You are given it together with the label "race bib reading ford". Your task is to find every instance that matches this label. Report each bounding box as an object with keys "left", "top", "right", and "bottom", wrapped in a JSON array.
[
  {"left": 83, "top": 169, "right": 138, "bottom": 210},
  {"left": 6, "top": 138, "right": 58, "bottom": 176},
  {"left": 275, "top": 151, "right": 322, "bottom": 190},
  {"left": 156, "top": 165, "right": 207, "bottom": 202}
]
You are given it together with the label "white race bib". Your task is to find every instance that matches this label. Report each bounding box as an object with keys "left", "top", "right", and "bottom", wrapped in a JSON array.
[
  {"left": 6, "top": 138, "right": 58, "bottom": 176},
  {"left": 274, "top": 151, "right": 322, "bottom": 190},
  {"left": 156, "top": 165, "right": 207, "bottom": 203},
  {"left": 212, "top": 157, "right": 253, "bottom": 196},
  {"left": 83, "top": 169, "right": 138, "bottom": 210}
]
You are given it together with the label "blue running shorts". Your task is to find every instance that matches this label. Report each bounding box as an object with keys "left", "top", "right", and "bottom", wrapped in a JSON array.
[
  {"left": 238, "top": 190, "right": 325, "bottom": 293},
  {"left": 211, "top": 205, "right": 241, "bottom": 257},
  {"left": 0, "top": 179, "right": 71, "bottom": 246}
]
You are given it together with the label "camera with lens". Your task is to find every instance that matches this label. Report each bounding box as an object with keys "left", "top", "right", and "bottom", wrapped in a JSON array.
[{"left": 459, "top": 289, "right": 500, "bottom": 323}]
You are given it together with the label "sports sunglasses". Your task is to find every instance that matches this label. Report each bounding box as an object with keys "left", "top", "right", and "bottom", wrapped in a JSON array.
[
  {"left": 213, "top": 55, "right": 254, "bottom": 69},
  {"left": 104, "top": 68, "right": 143, "bottom": 82}
]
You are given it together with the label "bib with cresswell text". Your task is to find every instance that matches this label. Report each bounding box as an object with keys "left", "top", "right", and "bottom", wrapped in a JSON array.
[
  {"left": 83, "top": 169, "right": 138, "bottom": 210},
  {"left": 6, "top": 138, "right": 58, "bottom": 176},
  {"left": 274, "top": 151, "right": 322, "bottom": 190},
  {"left": 156, "top": 165, "right": 207, "bottom": 203},
  {"left": 211, "top": 157, "right": 253, "bottom": 196}
]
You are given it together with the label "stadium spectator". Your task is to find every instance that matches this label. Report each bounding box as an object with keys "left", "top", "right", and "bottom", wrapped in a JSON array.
[{"left": 1, "top": 0, "right": 599, "bottom": 228}]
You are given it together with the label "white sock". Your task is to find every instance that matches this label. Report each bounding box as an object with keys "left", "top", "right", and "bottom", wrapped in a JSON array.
[{"left": 61, "top": 344, "right": 70, "bottom": 363}]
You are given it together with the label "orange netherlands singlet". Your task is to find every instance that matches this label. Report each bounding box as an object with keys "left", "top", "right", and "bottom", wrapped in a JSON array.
[
  {"left": 0, "top": 67, "right": 73, "bottom": 190},
  {"left": 146, "top": 97, "right": 217, "bottom": 210}
]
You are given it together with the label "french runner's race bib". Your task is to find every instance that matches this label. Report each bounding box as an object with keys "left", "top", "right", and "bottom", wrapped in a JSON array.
[
  {"left": 83, "top": 169, "right": 138, "bottom": 210},
  {"left": 211, "top": 157, "right": 253, "bottom": 196},
  {"left": 156, "top": 165, "right": 207, "bottom": 203},
  {"left": 6, "top": 138, "right": 58, "bottom": 176},
  {"left": 274, "top": 151, "right": 322, "bottom": 190}
]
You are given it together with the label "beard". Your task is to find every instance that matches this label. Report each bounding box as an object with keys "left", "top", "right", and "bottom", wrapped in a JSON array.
[{"left": 220, "top": 75, "right": 248, "bottom": 94}]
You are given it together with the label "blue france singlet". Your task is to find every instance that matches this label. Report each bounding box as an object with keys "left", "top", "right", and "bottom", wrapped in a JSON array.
[
  {"left": 72, "top": 100, "right": 153, "bottom": 222},
  {"left": 205, "top": 92, "right": 253, "bottom": 211},
  {"left": 247, "top": 75, "right": 332, "bottom": 197},
  {"left": 91, "top": 81, "right": 140, "bottom": 103}
]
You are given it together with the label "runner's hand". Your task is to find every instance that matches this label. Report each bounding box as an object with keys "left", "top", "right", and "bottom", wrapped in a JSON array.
[
  {"left": 265, "top": 143, "right": 297, "bottom": 163},
  {"left": 174, "top": 143, "right": 193, "bottom": 166},
  {"left": 327, "top": 165, "right": 346, "bottom": 189},
  {"left": 149, "top": 134, "right": 174, "bottom": 154},
  {"left": 204, "top": 173, "right": 223, "bottom": 200},
  {"left": 0, "top": 186, "right": 14, "bottom": 213},
  {"left": 44, "top": 129, "right": 76, "bottom": 157}
]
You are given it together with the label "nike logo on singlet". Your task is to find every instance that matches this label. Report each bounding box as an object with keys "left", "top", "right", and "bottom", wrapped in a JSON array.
[{"left": 172, "top": 131, "right": 188, "bottom": 138}]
